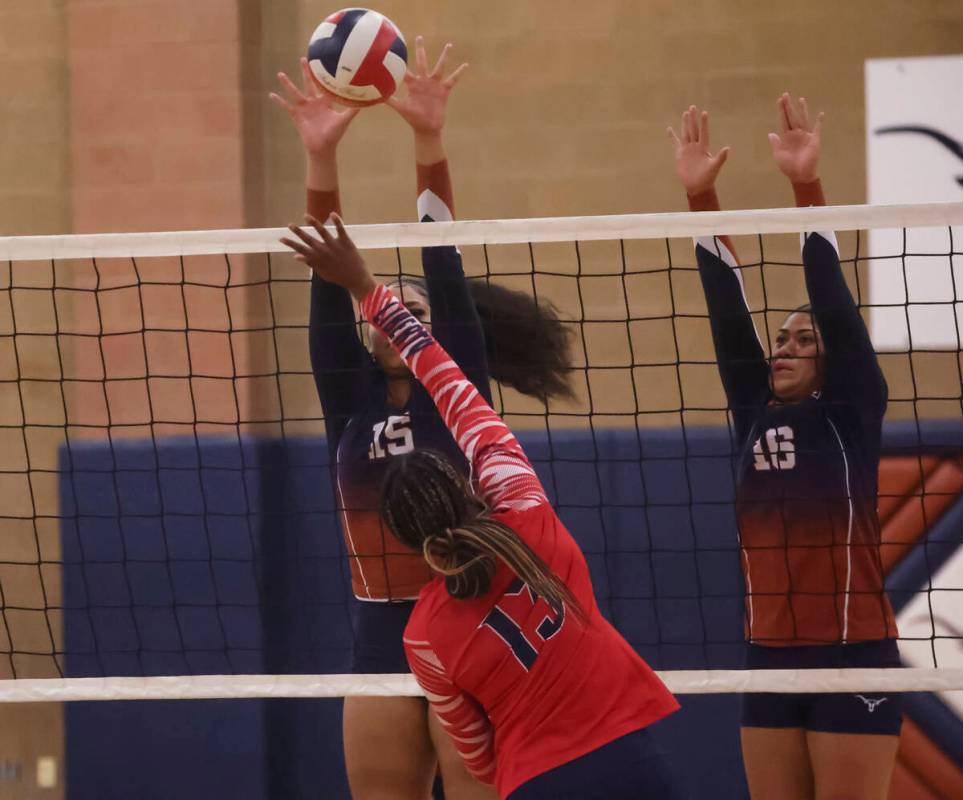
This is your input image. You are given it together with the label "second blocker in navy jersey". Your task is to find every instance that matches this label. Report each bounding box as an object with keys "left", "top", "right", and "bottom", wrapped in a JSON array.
[{"left": 696, "top": 231, "right": 897, "bottom": 645}]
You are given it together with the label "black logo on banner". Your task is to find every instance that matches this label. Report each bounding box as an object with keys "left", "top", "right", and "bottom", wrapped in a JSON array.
[{"left": 875, "top": 125, "right": 963, "bottom": 189}]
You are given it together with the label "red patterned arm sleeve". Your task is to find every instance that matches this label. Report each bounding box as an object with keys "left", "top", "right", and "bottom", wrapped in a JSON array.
[
  {"left": 360, "top": 284, "right": 546, "bottom": 512},
  {"left": 403, "top": 633, "right": 496, "bottom": 784}
]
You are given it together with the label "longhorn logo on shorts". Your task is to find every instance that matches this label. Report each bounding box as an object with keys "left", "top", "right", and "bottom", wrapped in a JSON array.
[{"left": 855, "top": 695, "right": 889, "bottom": 713}]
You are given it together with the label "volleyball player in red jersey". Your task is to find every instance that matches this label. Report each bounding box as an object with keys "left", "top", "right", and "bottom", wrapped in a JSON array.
[
  {"left": 276, "top": 39, "right": 572, "bottom": 800},
  {"left": 283, "top": 215, "right": 685, "bottom": 800},
  {"left": 669, "top": 94, "right": 900, "bottom": 800}
]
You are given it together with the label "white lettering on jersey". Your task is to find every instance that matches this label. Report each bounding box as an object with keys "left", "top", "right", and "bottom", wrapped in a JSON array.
[
  {"left": 752, "top": 425, "right": 796, "bottom": 471},
  {"left": 368, "top": 414, "right": 414, "bottom": 460}
]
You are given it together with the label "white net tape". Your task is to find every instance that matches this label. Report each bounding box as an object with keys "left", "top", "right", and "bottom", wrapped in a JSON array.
[
  {"left": 3, "top": 201, "right": 963, "bottom": 260},
  {"left": 2, "top": 669, "right": 962, "bottom": 703}
]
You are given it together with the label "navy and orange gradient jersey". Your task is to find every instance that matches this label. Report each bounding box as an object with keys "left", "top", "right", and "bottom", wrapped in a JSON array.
[
  {"left": 308, "top": 162, "right": 491, "bottom": 600},
  {"left": 696, "top": 231, "right": 897, "bottom": 645},
  {"left": 359, "top": 284, "right": 679, "bottom": 798}
]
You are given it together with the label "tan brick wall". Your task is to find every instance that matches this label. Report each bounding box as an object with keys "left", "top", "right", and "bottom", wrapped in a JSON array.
[
  {"left": 0, "top": 3, "right": 70, "bottom": 794},
  {"left": 66, "top": 0, "right": 266, "bottom": 233},
  {"left": 262, "top": 0, "right": 963, "bottom": 224},
  {"left": 0, "top": 1, "right": 70, "bottom": 236}
]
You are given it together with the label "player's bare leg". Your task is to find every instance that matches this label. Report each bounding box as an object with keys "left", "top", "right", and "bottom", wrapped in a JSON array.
[
  {"left": 807, "top": 730, "right": 899, "bottom": 800},
  {"left": 343, "top": 696, "right": 437, "bottom": 800},
  {"left": 427, "top": 708, "right": 498, "bottom": 799},
  {"left": 741, "top": 726, "right": 813, "bottom": 800}
]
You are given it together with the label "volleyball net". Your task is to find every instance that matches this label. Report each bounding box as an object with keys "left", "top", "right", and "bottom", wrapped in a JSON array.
[{"left": 0, "top": 201, "right": 962, "bottom": 704}]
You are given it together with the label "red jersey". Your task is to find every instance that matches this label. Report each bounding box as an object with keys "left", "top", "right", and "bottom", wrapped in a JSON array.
[{"left": 361, "top": 284, "right": 679, "bottom": 798}]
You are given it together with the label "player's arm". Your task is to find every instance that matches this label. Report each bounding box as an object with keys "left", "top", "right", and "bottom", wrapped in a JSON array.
[
  {"left": 362, "top": 282, "right": 545, "bottom": 513},
  {"left": 800, "top": 230, "right": 885, "bottom": 412},
  {"left": 769, "top": 93, "right": 886, "bottom": 412},
  {"left": 273, "top": 60, "right": 368, "bottom": 449},
  {"left": 668, "top": 106, "right": 769, "bottom": 434},
  {"left": 284, "top": 216, "right": 548, "bottom": 513},
  {"left": 403, "top": 629, "right": 496, "bottom": 784},
  {"left": 387, "top": 38, "right": 492, "bottom": 401}
]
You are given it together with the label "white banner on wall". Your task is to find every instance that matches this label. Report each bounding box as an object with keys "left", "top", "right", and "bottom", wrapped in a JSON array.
[
  {"left": 865, "top": 55, "right": 963, "bottom": 351},
  {"left": 897, "top": 544, "right": 963, "bottom": 721}
]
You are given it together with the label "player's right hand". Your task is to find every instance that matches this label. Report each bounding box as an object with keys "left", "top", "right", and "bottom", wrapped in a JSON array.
[
  {"left": 281, "top": 214, "right": 376, "bottom": 301},
  {"left": 667, "top": 105, "right": 730, "bottom": 196},
  {"left": 270, "top": 57, "right": 360, "bottom": 156}
]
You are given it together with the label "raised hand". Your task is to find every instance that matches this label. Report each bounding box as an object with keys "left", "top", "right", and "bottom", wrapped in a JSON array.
[
  {"left": 768, "top": 92, "right": 823, "bottom": 184},
  {"left": 281, "top": 215, "right": 375, "bottom": 300},
  {"left": 667, "top": 105, "right": 731, "bottom": 196},
  {"left": 387, "top": 36, "right": 468, "bottom": 136},
  {"left": 269, "top": 57, "right": 360, "bottom": 156}
]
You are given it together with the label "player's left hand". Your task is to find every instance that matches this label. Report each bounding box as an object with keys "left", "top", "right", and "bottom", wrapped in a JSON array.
[
  {"left": 768, "top": 92, "right": 823, "bottom": 184},
  {"left": 387, "top": 36, "right": 468, "bottom": 135},
  {"left": 281, "top": 214, "right": 376, "bottom": 300}
]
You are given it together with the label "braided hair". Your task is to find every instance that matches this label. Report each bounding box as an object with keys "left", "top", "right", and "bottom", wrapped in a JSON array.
[{"left": 381, "top": 450, "right": 582, "bottom": 617}]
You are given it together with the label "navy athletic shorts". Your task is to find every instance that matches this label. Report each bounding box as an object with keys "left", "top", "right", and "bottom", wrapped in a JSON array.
[
  {"left": 507, "top": 727, "right": 688, "bottom": 800},
  {"left": 349, "top": 600, "right": 415, "bottom": 674},
  {"left": 741, "top": 639, "right": 903, "bottom": 735}
]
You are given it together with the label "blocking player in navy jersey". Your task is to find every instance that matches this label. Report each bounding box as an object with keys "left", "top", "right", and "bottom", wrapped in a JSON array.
[
  {"left": 284, "top": 213, "right": 684, "bottom": 800},
  {"left": 668, "top": 94, "right": 900, "bottom": 800},
  {"left": 275, "top": 39, "right": 573, "bottom": 800}
]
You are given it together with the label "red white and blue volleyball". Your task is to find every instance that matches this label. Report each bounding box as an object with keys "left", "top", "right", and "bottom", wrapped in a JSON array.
[{"left": 307, "top": 8, "right": 408, "bottom": 107}]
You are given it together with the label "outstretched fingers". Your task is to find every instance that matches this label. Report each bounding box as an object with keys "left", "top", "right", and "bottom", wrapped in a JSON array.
[
  {"left": 678, "top": 111, "right": 688, "bottom": 144},
  {"left": 778, "top": 93, "right": 792, "bottom": 133},
  {"left": 686, "top": 105, "right": 703, "bottom": 144},
  {"left": 280, "top": 231, "right": 316, "bottom": 261},
  {"left": 328, "top": 213, "right": 349, "bottom": 240},
  {"left": 276, "top": 71, "right": 306, "bottom": 105},
  {"left": 443, "top": 61, "right": 468, "bottom": 88},
  {"left": 299, "top": 56, "right": 327, "bottom": 99},
  {"left": 415, "top": 35, "right": 429, "bottom": 75},
  {"left": 699, "top": 109, "right": 710, "bottom": 149},
  {"left": 303, "top": 214, "right": 337, "bottom": 248},
  {"left": 268, "top": 91, "right": 292, "bottom": 114},
  {"left": 797, "top": 95, "right": 811, "bottom": 128},
  {"left": 429, "top": 42, "right": 451, "bottom": 78}
]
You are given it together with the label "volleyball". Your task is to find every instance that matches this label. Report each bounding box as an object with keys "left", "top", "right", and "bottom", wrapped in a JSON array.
[{"left": 307, "top": 8, "right": 408, "bottom": 107}]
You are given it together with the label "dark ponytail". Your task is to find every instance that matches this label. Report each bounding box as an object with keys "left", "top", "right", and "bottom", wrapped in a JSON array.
[
  {"left": 382, "top": 450, "right": 583, "bottom": 618},
  {"left": 467, "top": 281, "right": 576, "bottom": 402},
  {"left": 394, "top": 277, "right": 575, "bottom": 401}
]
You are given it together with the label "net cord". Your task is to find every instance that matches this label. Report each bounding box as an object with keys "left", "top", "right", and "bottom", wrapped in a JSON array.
[
  {"left": 0, "top": 669, "right": 961, "bottom": 702},
  {"left": 3, "top": 202, "right": 963, "bottom": 261}
]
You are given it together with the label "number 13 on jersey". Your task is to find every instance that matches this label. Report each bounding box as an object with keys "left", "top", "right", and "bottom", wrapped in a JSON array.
[{"left": 482, "top": 579, "right": 566, "bottom": 671}]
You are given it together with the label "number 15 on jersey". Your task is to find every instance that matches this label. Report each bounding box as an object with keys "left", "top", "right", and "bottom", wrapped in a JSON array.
[{"left": 368, "top": 414, "right": 414, "bottom": 460}]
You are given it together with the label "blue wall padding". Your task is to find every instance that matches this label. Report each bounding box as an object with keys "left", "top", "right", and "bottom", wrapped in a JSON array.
[{"left": 60, "top": 421, "right": 961, "bottom": 800}]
